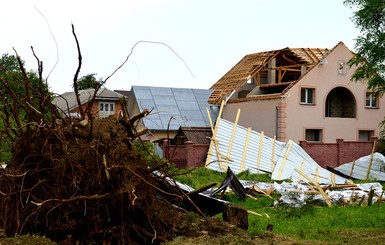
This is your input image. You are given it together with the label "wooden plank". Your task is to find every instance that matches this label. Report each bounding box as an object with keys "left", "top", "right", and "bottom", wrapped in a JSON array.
[
  {"left": 271, "top": 136, "right": 276, "bottom": 172},
  {"left": 240, "top": 128, "right": 252, "bottom": 172},
  {"left": 277, "top": 141, "right": 293, "bottom": 180},
  {"left": 205, "top": 100, "right": 225, "bottom": 169},
  {"left": 224, "top": 109, "right": 240, "bottom": 169},
  {"left": 365, "top": 141, "right": 376, "bottom": 180},
  {"left": 256, "top": 131, "right": 264, "bottom": 172},
  {"left": 294, "top": 168, "right": 332, "bottom": 207},
  {"left": 349, "top": 159, "right": 356, "bottom": 177}
]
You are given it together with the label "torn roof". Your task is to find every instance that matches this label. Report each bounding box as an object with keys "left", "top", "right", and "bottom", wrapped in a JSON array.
[
  {"left": 53, "top": 87, "right": 123, "bottom": 113},
  {"left": 131, "top": 86, "right": 219, "bottom": 131},
  {"left": 208, "top": 46, "right": 331, "bottom": 104}
]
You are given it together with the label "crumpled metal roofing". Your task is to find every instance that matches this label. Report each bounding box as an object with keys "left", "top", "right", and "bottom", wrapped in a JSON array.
[
  {"left": 271, "top": 140, "right": 347, "bottom": 184},
  {"left": 206, "top": 118, "right": 346, "bottom": 184},
  {"left": 334, "top": 153, "right": 385, "bottom": 181}
]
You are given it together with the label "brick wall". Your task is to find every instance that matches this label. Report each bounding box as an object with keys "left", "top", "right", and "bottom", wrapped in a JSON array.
[
  {"left": 162, "top": 140, "right": 209, "bottom": 168},
  {"left": 299, "top": 138, "right": 378, "bottom": 168}
]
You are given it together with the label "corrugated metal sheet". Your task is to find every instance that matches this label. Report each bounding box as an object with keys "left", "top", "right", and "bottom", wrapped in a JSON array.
[
  {"left": 271, "top": 140, "right": 347, "bottom": 184},
  {"left": 334, "top": 153, "right": 385, "bottom": 181},
  {"left": 206, "top": 118, "right": 347, "bottom": 184},
  {"left": 206, "top": 119, "right": 286, "bottom": 174}
]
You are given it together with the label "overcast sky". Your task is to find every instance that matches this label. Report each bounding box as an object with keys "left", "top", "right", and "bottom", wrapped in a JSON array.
[{"left": 1, "top": 0, "right": 360, "bottom": 94}]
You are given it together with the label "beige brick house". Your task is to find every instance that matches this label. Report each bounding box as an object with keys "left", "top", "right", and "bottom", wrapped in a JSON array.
[{"left": 208, "top": 42, "right": 385, "bottom": 144}]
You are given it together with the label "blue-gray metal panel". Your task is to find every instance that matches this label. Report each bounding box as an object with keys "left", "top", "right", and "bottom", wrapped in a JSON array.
[
  {"left": 134, "top": 87, "right": 153, "bottom": 99},
  {"left": 173, "top": 89, "right": 195, "bottom": 101},
  {"left": 150, "top": 87, "right": 173, "bottom": 96},
  {"left": 142, "top": 118, "right": 163, "bottom": 130},
  {"left": 152, "top": 95, "right": 178, "bottom": 106},
  {"left": 177, "top": 101, "right": 200, "bottom": 111},
  {"left": 136, "top": 99, "right": 155, "bottom": 111},
  {"left": 156, "top": 105, "right": 180, "bottom": 115}
]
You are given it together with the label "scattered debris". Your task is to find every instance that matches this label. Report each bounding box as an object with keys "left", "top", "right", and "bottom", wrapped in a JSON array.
[{"left": 207, "top": 167, "right": 247, "bottom": 200}]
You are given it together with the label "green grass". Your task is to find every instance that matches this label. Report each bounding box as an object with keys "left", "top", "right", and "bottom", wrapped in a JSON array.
[{"left": 172, "top": 167, "right": 385, "bottom": 244}]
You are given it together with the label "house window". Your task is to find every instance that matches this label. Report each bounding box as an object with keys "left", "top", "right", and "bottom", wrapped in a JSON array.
[
  {"left": 338, "top": 61, "right": 347, "bottom": 75},
  {"left": 305, "top": 129, "right": 322, "bottom": 142},
  {"left": 366, "top": 92, "right": 378, "bottom": 108},
  {"left": 300, "top": 88, "right": 315, "bottom": 104},
  {"left": 359, "top": 130, "right": 374, "bottom": 141},
  {"left": 98, "top": 102, "right": 115, "bottom": 117}
]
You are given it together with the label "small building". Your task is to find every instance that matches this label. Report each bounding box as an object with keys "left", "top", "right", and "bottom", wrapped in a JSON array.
[
  {"left": 163, "top": 126, "right": 212, "bottom": 168},
  {"left": 53, "top": 87, "right": 125, "bottom": 119}
]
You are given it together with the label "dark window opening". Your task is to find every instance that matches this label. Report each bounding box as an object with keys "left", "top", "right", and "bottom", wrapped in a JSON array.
[
  {"left": 359, "top": 130, "right": 374, "bottom": 141},
  {"left": 306, "top": 129, "right": 322, "bottom": 142},
  {"left": 325, "top": 87, "right": 356, "bottom": 118}
]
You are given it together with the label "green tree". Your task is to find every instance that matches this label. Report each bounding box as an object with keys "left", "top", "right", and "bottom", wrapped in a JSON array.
[
  {"left": 0, "top": 53, "right": 48, "bottom": 162},
  {"left": 344, "top": 0, "right": 385, "bottom": 93},
  {"left": 75, "top": 73, "right": 100, "bottom": 90}
]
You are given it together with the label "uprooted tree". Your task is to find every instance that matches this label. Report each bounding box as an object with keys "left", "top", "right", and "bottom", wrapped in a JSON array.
[{"left": 0, "top": 25, "right": 211, "bottom": 244}]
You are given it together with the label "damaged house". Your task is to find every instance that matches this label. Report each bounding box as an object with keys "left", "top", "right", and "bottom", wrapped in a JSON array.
[{"left": 208, "top": 41, "right": 385, "bottom": 144}]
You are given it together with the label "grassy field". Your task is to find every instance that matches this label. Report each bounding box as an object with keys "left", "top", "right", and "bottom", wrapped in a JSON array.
[{"left": 171, "top": 166, "right": 385, "bottom": 244}]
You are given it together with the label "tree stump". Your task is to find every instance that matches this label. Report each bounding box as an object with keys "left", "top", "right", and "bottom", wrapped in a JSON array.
[{"left": 222, "top": 203, "right": 248, "bottom": 230}]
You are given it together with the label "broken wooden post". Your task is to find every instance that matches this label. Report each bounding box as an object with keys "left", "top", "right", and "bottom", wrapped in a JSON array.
[
  {"left": 367, "top": 187, "right": 375, "bottom": 206},
  {"left": 222, "top": 203, "right": 248, "bottom": 230},
  {"left": 365, "top": 140, "right": 376, "bottom": 180}
]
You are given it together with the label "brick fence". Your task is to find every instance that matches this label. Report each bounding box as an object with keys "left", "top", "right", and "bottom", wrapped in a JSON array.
[
  {"left": 162, "top": 140, "right": 209, "bottom": 168},
  {"left": 299, "top": 138, "right": 378, "bottom": 169}
]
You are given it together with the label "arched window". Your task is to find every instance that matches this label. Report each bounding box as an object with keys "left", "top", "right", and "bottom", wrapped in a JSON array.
[{"left": 325, "top": 87, "right": 356, "bottom": 118}]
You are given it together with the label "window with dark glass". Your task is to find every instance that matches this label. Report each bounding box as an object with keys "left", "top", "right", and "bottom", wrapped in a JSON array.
[
  {"left": 300, "top": 88, "right": 314, "bottom": 104},
  {"left": 305, "top": 129, "right": 322, "bottom": 142},
  {"left": 366, "top": 92, "right": 378, "bottom": 108}
]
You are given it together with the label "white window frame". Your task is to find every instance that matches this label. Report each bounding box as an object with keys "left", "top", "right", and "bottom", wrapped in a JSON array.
[
  {"left": 300, "top": 88, "right": 315, "bottom": 105},
  {"left": 98, "top": 102, "right": 115, "bottom": 117},
  {"left": 365, "top": 92, "right": 378, "bottom": 108}
]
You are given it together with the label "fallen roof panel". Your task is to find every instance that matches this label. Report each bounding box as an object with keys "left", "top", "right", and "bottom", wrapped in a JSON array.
[
  {"left": 334, "top": 153, "right": 385, "bottom": 181},
  {"left": 206, "top": 118, "right": 346, "bottom": 185}
]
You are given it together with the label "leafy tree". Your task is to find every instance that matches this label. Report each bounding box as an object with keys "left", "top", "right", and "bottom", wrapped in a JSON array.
[
  {"left": 344, "top": 0, "right": 385, "bottom": 93},
  {"left": 0, "top": 53, "right": 48, "bottom": 161},
  {"left": 75, "top": 73, "right": 100, "bottom": 90}
]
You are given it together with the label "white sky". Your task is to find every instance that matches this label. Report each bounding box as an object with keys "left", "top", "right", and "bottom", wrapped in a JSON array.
[{"left": 1, "top": 0, "right": 360, "bottom": 94}]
